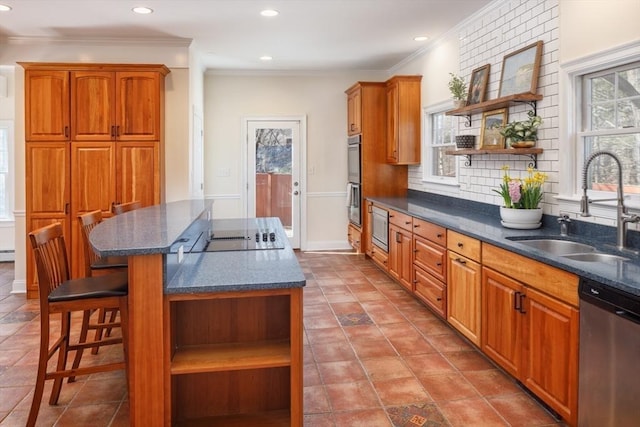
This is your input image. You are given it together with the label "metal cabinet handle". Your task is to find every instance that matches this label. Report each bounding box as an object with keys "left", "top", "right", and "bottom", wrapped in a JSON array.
[
  {"left": 457, "top": 242, "right": 463, "bottom": 248},
  {"left": 519, "top": 294, "right": 526, "bottom": 314},
  {"left": 455, "top": 258, "right": 466, "bottom": 265}
]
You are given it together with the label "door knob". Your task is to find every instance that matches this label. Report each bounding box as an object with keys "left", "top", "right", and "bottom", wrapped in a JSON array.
[{"left": 293, "top": 191, "right": 299, "bottom": 195}]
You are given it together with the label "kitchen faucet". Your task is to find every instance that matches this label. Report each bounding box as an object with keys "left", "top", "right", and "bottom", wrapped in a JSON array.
[{"left": 580, "top": 150, "right": 640, "bottom": 251}]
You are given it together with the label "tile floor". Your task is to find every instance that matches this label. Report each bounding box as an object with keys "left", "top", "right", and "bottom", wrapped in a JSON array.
[{"left": 0, "top": 253, "right": 565, "bottom": 426}]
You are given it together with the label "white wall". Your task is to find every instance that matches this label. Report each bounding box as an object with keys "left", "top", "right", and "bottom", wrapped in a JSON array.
[
  {"left": 203, "top": 71, "right": 385, "bottom": 250},
  {"left": 0, "top": 67, "right": 15, "bottom": 254}
]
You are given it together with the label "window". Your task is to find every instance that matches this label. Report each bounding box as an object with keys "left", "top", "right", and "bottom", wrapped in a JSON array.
[
  {"left": 580, "top": 62, "right": 640, "bottom": 199},
  {"left": 423, "top": 104, "right": 457, "bottom": 184},
  {"left": 0, "top": 121, "right": 13, "bottom": 220}
]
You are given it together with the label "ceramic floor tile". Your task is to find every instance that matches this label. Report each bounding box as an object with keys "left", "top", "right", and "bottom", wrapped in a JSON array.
[
  {"left": 438, "top": 397, "right": 509, "bottom": 427},
  {"left": 332, "top": 408, "right": 393, "bottom": 426},
  {"left": 372, "top": 377, "right": 431, "bottom": 406},
  {"left": 350, "top": 338, "right": 397, "bottom": 359},
  {"left": 0, "top": 256, "right": 569, "bottom": 426},
  {"left": 487, "top": 393, "right": 561, "bottom": 426},
  {"left": 317, "top": 360, "right": 367, "bottom": 385},
  {"left": 360, "top": 356, "right": 413, "bottom": 381},
  {"left": 324, "top": 381, "right": 380, "bottom": 411}
]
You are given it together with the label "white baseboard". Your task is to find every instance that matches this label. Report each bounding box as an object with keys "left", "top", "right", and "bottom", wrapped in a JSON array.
[
  {"left": 11, "top": 279, "right": 26, "bottom": 295},
  {"left": 0, "top": 251, "right": 14, "bottom": 262}
]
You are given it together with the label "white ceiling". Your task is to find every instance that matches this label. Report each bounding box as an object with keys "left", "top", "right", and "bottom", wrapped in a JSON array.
[{"left": 0, "top": 0, "right": 494, "bottom": 71}]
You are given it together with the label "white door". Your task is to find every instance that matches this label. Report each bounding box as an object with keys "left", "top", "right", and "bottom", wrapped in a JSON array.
[
  {"left": 246, "top": 119, "right": 302, "bottom": 248},
  {"left": 190, "top": 110, "right": 205, "bottom": 198}
]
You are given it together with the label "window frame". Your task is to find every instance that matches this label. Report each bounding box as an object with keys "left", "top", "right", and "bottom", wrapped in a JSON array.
[
  {"left": 421, "top": 101, "right": 459, "bottom": 187},
  {"left": 0, "top": 120, "right": 13, "bottom": 222},
  {"left": 558, "top": 41, "right": 640, "bottom": 218}
]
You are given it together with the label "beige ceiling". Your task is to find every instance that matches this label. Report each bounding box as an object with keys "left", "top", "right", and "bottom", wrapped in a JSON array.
[{"left": 0, "top": 0, "right": 494, "bottom": 71}]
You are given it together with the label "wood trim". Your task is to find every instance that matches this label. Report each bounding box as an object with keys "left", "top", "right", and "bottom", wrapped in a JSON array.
[{"left": 18, "top": 62, "right": 171, "bottom": 75}]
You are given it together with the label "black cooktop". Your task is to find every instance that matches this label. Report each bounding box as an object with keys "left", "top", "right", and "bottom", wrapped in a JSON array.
[{"left": 204, "top": 228, "right": 285, "bottom": 252}]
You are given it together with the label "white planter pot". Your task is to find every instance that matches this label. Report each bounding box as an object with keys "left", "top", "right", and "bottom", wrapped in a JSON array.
[{"left": 500, "top": 207, "right": 542, "bottom": 229}]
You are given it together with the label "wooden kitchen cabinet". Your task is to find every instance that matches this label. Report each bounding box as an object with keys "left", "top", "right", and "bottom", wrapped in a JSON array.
[
  {"left": 71, "top": 70, "right": 164, "bottom": 141},
  {"left": 25, "top": 142, "right": 71, "bottom": 299},
  {"left": 482, "top": 243, "right": 579, "bottom": 426},
  {"left": 412, "top": 218, "right": 447, "bottom": 318},
  {"left": 24, "top": 70, "right": 70, "bottom": 141},
  {"left": 167, "top": 288, "right": 303, "bottom": 426},
  {"left": 21, "top": 62, "right": 169, "bottom": 295},
  {"left": 413, "top": 265, "right": 446, "bottom": 318},
  {"left": 385, "top": 75, "right": 422, "bottom": 165},
  {"left": 388, "top": 209, "right": 413, "bottom": 291},
  {"left": 346, "top": 85, "right": 362, "bottom": 136},
  {"left": 370, "top": 245, "right": 389, "bottom": 271},
  {"left": 388, "top": 223, "right": 413, "bottom": 292},
  {"left": 447, "top": 230, "right": 481, "bottom": 346},
  {"left": 344, "top": 81, "right": 407, "bottom": 255},
  {"left": 347, "top": 223, "right": 362, "bottom": 253}
]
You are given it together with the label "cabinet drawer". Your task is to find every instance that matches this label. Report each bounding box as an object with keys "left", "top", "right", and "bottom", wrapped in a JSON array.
[
  {"left": 447, "top": 230, "right": 481, "bottom": 262},
  {"left": 482, "top": 243, "right": 579, "bottom": 307},
  {"left": 413, "top": 236, "right": 446, "bottom": 282},
  {"left": 412, "top": 218, "right": 446, "bottom": 246},
  {"left": 389, "top": 209, "right": 413, "bottom": 231},
  {"left": 414, "top": 266, "right": 446, "bottom": 318}
]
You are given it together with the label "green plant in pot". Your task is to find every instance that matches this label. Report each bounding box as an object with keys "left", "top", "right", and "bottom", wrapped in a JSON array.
[
  {"left": 448, "top": 73, "right": 467, "bottom": 109},
  {"left": 499, "top": 110, "right": 542, "bottom": 148}
]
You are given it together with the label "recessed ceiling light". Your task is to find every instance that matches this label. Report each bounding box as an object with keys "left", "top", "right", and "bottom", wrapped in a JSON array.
[
  {"left": 132, "top": 6, "right": 153, "bottom": 14},
  {"left": 0, "top": 4, "right": 12, "bottom": 12},
  {"left": 414, "top": 36, "right": 428, "bottom": 42},
  {"left": 260, "top": 9, "right": 279, "bottom": 17},
  {"left": 260, "top": 56, "right": 273, "bottom": 61}
]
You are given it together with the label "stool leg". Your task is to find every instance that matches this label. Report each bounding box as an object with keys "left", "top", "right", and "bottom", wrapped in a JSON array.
[
  {"left": 91, "top": 308, "right": 107, "bottom": 354},
  {"left": 26, "top": 312, "right": 51, "bottom": 427},
  {"left": 50, "top": 311, "right": 71, "bottom": 405},
  {"left": 69, "top": 309, "right": 91, "bottom": 382}
]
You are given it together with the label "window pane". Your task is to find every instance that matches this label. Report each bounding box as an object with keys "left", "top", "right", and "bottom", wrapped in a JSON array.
[
  {"left": 591, "top": 74, "right": 615, "bottom": 102},
  {"left": 431, "top": 146, "right": 456, "bottom": 178},
  {"left": 591, "top": 101, "right": 616, "bottom": 130},
  {"left": 585, "top": 134, "right": 640, "bottom": 193},
  {"left": 617, "top": 100, "right": 639, "bottom": 128},
  {"left": 618, "top": 69, "right": 640, "bottom": 98}
]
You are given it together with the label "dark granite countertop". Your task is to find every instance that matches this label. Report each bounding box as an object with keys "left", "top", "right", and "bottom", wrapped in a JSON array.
[
  {"left": 166, "top": 217, "right": 306, "bottom": 294},
  {"left": 90, "top": 200, "right": 306, "bottom": 294},
  {"left": 369, "top": 195, "right": 640, "bottom": 298}
]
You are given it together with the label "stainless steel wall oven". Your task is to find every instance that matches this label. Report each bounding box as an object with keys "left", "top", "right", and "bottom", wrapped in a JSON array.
[{"left": 347, "top": 135, "right": 362, "bottom": 226}]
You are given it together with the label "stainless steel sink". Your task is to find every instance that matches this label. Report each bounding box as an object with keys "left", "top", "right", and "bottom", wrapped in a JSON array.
[
  {"left": 515, "top": 239, "right": 596, "bottom": 255},
  {"left": 562, "top": 253, "right": 629, "bottom": 262}
]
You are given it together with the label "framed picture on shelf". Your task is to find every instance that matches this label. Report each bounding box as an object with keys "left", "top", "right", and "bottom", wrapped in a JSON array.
[
  {"left": 467, "top": 64, "right": 490, "bottom": 105},
  {"left": 498, "top": 41, "right": 543, "bottom": 97},
  {"left": 480, "top": 108, "right": 507, "bottom": 149}
]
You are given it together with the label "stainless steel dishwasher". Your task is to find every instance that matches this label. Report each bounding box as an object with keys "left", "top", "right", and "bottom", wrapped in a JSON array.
[{"left": 578, "top": 277, "right": 640, "bottom": 426}]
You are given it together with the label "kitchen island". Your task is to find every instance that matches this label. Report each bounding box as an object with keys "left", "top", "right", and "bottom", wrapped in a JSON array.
[{"left": 90, "top": 200, "right": 306, "bottom": 426}]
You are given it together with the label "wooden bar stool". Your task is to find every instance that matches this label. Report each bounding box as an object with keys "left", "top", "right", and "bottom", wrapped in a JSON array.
[
  {"left": 77, "top": 210, "right": 128, "bottom": 357},
  {"left": 27, "top": 222, "right": 129, "bottom": 427},
  {"left": 112, "top": 200, "right": 142, "bottom": 215}
]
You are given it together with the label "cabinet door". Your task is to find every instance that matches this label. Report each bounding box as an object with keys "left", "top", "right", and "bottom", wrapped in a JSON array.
[
  {"left": 347, "top": 224, "right": 362, "bottom": 253},
  {"left": 24, "top": 70, "right": 70, "bottom": 141},
  {"left": 25, "top": 142, "right": 71, "bottom": 297},
  {"left": 71, "top": 71, "right": 116, "bottom": 141},
  {"left": 522, "top": 287, "right": 579, "bottom": 425},
  {"left": 71, "top": 142, "right": 117, "bottom": 278},
  {"left": 388, "top": 224, "right": 413, "bottom": 292},
  {"left": 116, "top": 141, "right": 160, "bottom": 206},
  {"left": 116, "top": 72, "right": 162, "bottom": 141},
  {"left": 385, "top": 82, "right": 399, "bottom": 163},
  {"left": 481, "top": 267, "right": 523, "bottom": 378},
  {"left": 347, "top": 87, "right": 362, "bottom": 135},
  {"left": 447, "top": 251, "right": 481, "bottom": 346}
]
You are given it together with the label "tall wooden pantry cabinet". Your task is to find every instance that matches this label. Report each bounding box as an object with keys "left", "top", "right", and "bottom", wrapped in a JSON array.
[{"left": 21, "top": 62, "right": 170, "bottom": 298}]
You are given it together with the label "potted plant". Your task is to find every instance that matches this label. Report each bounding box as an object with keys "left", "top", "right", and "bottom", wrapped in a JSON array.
[
  {"left": 493, "top": 165, "right": 547, "bottom": 229},
  {"left": 499, "top": 110, "right": 542, "bottom": 148},
  {"left": 448, "top": 73, "right": 467, "bottom": 109}
]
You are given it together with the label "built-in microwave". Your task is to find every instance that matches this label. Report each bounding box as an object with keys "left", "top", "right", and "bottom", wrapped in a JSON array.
[
  {"left": 371, "top": 205, "right": 389, "bottom": 252},
  {"left": 347, "top": 135, "right": 361, "bottom": 184}
]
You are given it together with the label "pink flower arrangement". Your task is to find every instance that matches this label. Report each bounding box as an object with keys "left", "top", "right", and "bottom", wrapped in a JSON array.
[{"left": 494, "top": 165, "right": 547, "bottom": 209}]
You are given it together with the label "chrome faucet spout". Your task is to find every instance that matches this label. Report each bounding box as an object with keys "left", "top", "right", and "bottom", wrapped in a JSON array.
[{"left": 581, "top": 151, "right": 639, "bottom": 251}]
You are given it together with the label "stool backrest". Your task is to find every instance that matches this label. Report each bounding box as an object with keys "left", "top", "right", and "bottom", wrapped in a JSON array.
[
  {"left": 113, "top": 201, "right": 141, "bottom": 215},
  {"left": 78, "top": 210, "right": 103, "bottom": 277},
  {"left": 28, "top": 222, "right": 70, "bottom": 301}
]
